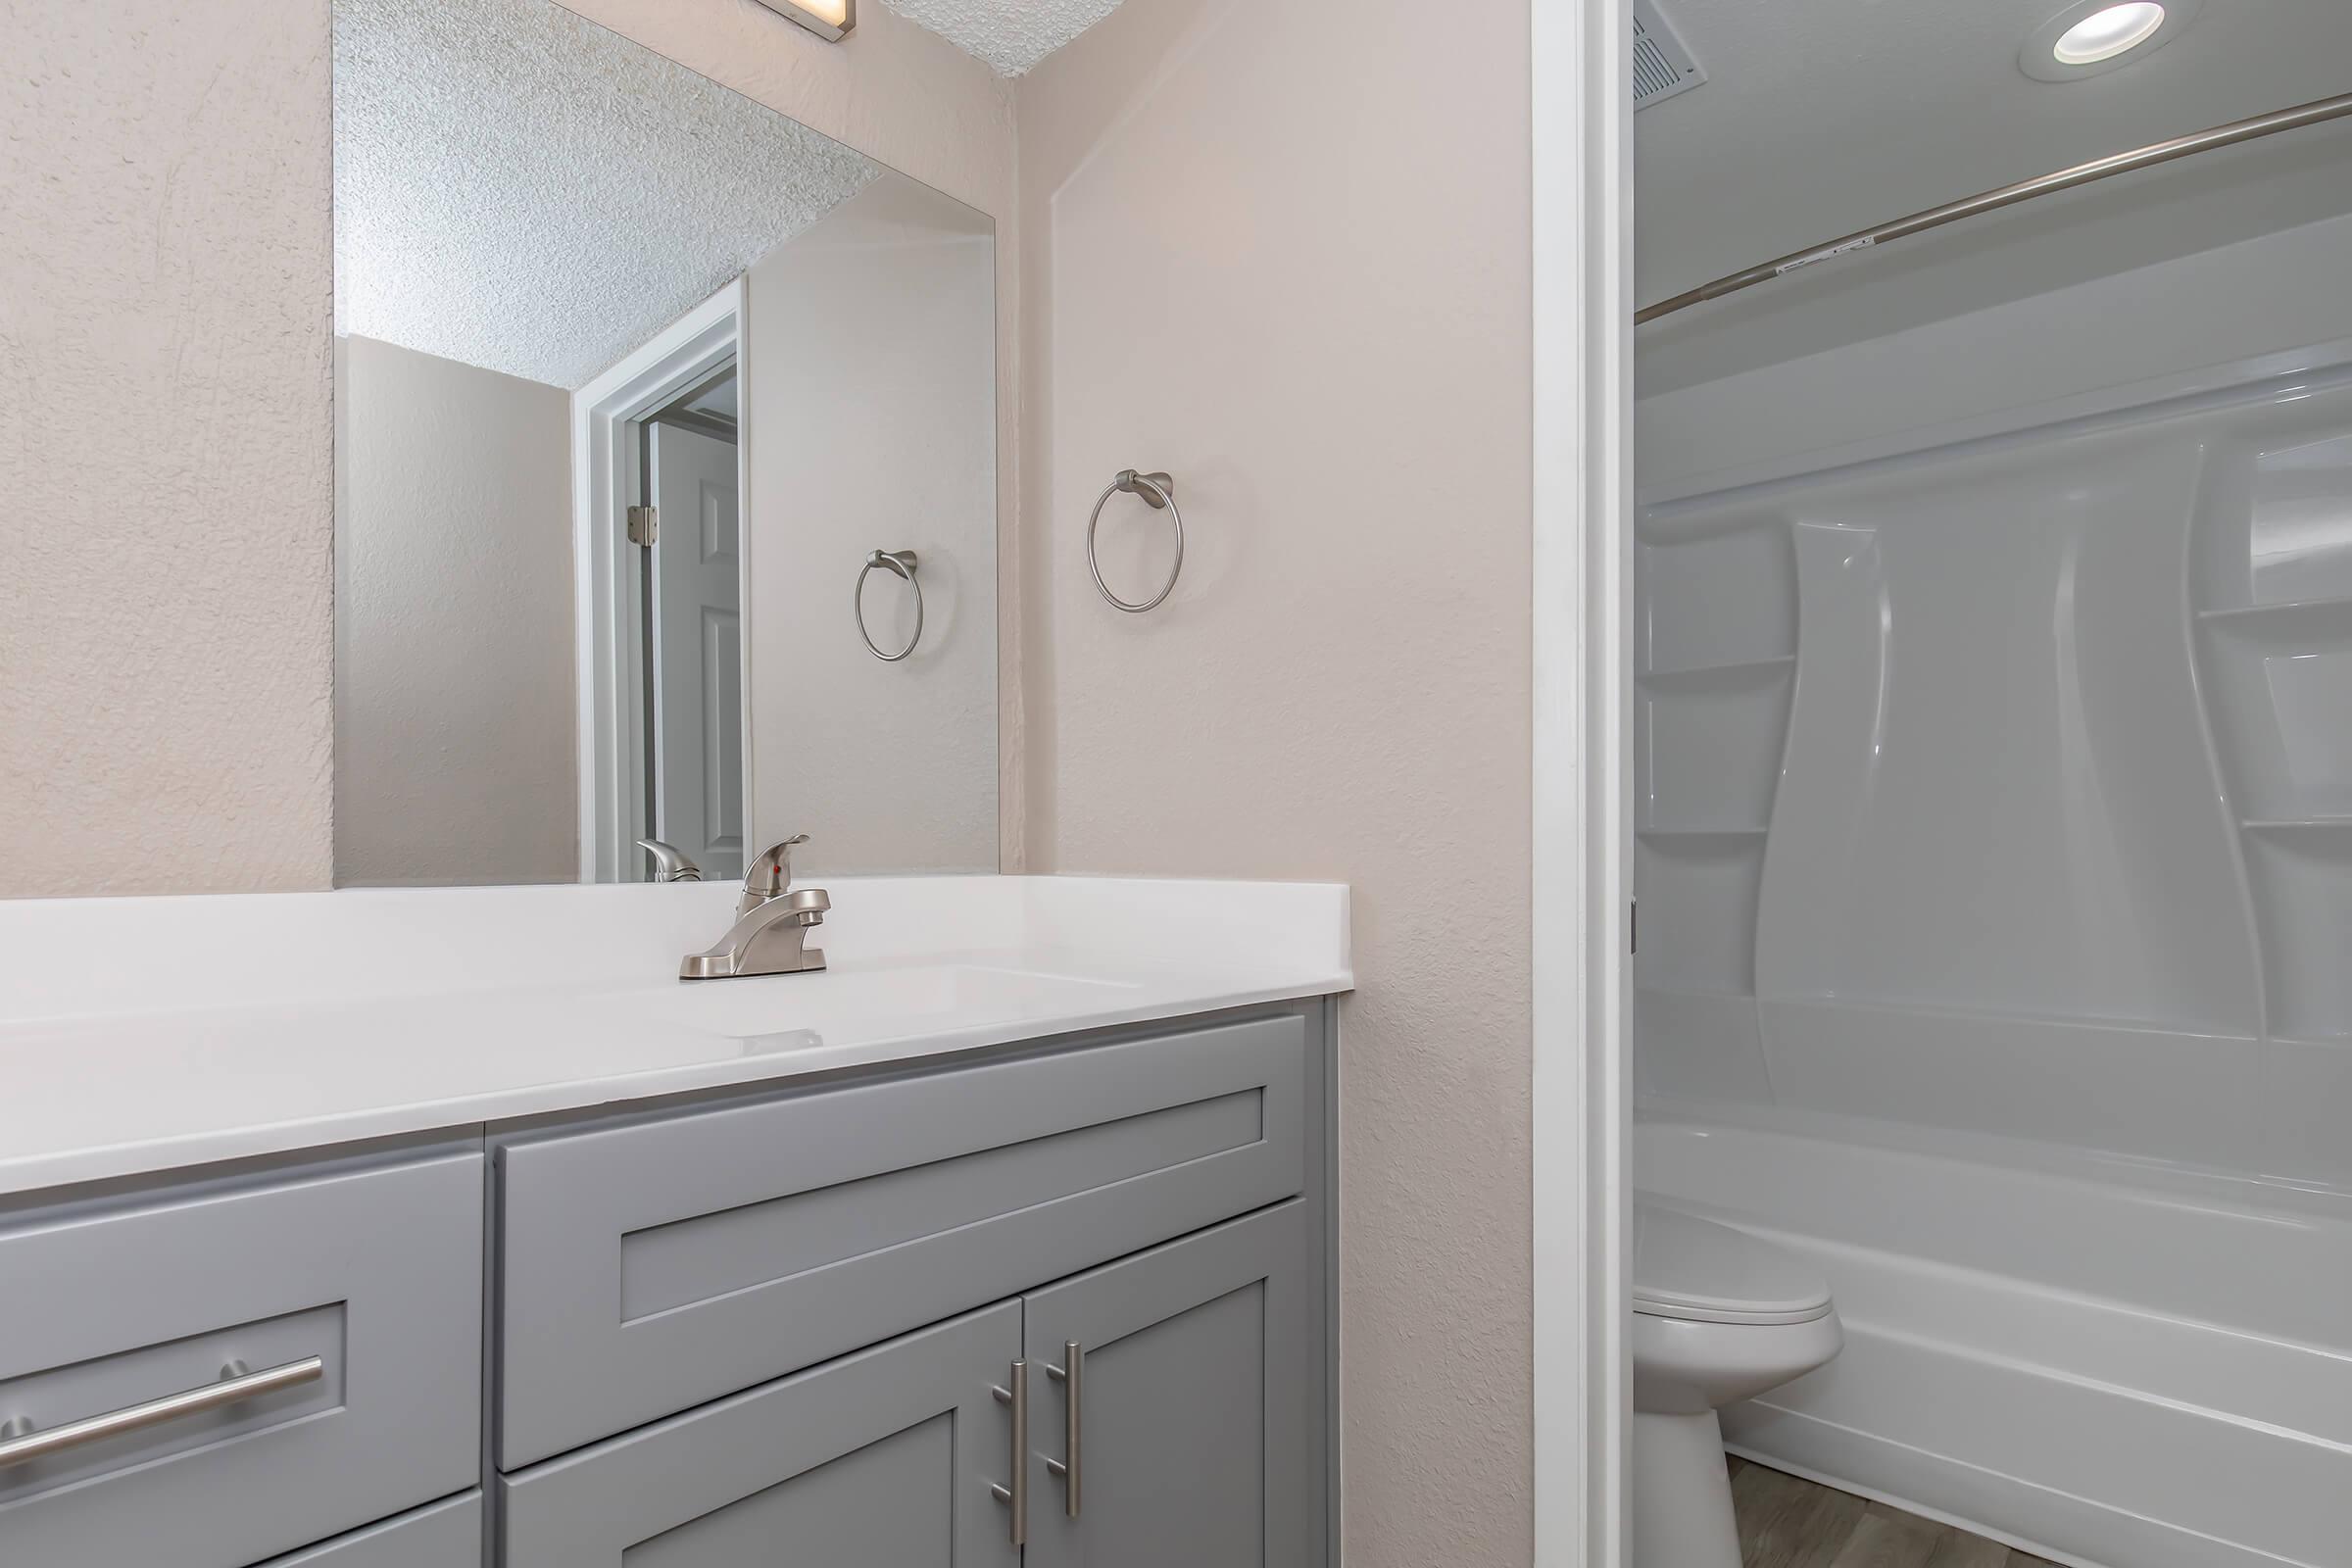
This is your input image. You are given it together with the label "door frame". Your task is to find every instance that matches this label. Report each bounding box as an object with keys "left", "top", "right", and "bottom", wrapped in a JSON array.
[
  {"left": 1532, "top": 0, "right": 1633, "bottom": 1564},
  {"left": 570, "top": 280, "right": 757, "bottom": 883}
]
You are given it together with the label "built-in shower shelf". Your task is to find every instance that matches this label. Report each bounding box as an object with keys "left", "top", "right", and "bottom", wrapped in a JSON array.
[
  {"left": 1636, "top": 654, "right": 1798, "bottom": 692},
  {"left": 1634, "top": 985, "right": 1757, "bottom": 1004},
  {"left": 1636, "top": 826, "right": 1769, "bottom": 843},
  {"left": 2196, "top": 596, "right": 2352, "bottom": 633},
  {"left": 2232, "top": 814, "right": 2352, "bottom": 1044}
]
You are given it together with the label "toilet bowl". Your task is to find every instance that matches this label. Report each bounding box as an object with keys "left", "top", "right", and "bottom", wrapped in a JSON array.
[{"left": 1632, "top": 1202, "right": 1842, "bottom": 1568}]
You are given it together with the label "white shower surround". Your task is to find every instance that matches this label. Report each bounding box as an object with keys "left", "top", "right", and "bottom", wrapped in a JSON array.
[
  {"left": 333, "top": 0, "right": 878, "bottom": 388},
  {"left": 1635, "top": 208, "right": 2352, "bottom": 1567}
]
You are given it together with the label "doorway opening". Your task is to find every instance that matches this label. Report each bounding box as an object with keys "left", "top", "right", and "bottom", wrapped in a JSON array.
[
  {"left": 571, "top": 281, "right": 754, "bottom": 885},
  {"left": 634, "top": 367, "right": 745, "bottom": 882}
]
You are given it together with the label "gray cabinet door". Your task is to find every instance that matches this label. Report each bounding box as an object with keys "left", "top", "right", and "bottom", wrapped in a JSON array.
[
  {"left": 1021, "top": 1201, "right": 1320, "bottom": 1568},
  {"left": 257, "top": 1493, "right": 481, "bottom": 1567},
  {"left": 500, "top": 1300, "right": 1024, "bottom": 1568}
]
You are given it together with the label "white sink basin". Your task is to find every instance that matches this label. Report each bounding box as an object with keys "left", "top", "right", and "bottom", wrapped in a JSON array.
[{"left": 593, "top": 963, "right": 1140, "bottom": 1042}]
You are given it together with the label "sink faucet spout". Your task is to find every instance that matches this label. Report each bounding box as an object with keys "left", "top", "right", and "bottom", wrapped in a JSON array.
[{"left": 680, "top": 837, "right": 829, "bottom": 980}]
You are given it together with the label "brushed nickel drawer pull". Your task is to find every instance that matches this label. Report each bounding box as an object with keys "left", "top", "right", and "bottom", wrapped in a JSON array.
[
  {"left": 1045, "top": 1341, "right": 1083, "bottom": 1517},
  {"left": 0, "top": 1355, "right": 324, "bottom": 1469},
  {"left": 989, "top": 1362, "right": 1028, "bottom": 1545}
]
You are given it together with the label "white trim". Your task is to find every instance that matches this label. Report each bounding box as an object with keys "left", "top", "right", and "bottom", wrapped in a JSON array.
[
  {"left": 1533, "top": 0, "right": 1632, "bottom": 1564},
  {"left": 734, "top": 280, "right": 760, "bottom": 858},
  {"left": 570, "top": 281, "right": 748, "bottom": 883}
]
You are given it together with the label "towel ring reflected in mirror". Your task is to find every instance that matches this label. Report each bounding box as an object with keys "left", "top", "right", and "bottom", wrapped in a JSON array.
[
  {"left": 855, "top": 549, "right": 923, "bottom": 662},
  {"left": 1088, "top": 469, "right": 1183, "bottom": 613}
]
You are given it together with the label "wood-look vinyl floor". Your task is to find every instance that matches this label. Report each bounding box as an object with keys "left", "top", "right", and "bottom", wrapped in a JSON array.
[{"left": 1729, "top": 1456, "right": 2063, "bottom": 1568}]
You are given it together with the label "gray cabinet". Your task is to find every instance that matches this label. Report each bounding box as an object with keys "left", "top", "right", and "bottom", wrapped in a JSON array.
[
  {"left": 495, "top": 1012, "right": 1308, "bottom": 1467},
  {"left": 1021, "top": 1201, "right": 1319, "bottom": 1568},
  {"left": 500, "top": 1301, "right": 1024, "bottom": 1567},
  {"left": 258, "top": 1493, "right": 482, "bottom": 1567},
  {"left": 0, "top": 1151, "right": 484, "bottom": 1568},
  {"left": 503, "top": 1202, "right": 1323, "bottom": 1568},
  {"left": 5, "top": 1002, "right": 1334, "bottom": 1567}
]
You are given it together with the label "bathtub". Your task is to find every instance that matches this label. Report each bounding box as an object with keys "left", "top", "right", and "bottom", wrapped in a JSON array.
[{"left": 1635, "top": 1113, "right": 2352, "bottom": 1568}]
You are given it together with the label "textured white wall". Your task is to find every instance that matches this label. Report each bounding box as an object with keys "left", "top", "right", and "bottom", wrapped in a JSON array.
[
  {"left": 881, "top": 0, "right": 1124, "bottom": 74},
  {"left": 1015, "top": 0, "right": 1535, "bottom": 1559},
  {"left": 1, "top": 0, "right": 334, "bottom": 898},
  {"left": 335, "top": 0, "right": 878, "bottom": 389},
  {"left": 333, "top": 335, "right": 577, "bottom": 886},
  {"left": 748, "top": 177, "right": 999, "bottom": 873},
  {"left": 561, "top": 0, "right": 1015, "bottom": 204}
]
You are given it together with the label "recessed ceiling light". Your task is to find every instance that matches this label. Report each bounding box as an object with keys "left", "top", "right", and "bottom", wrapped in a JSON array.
[
  {"left": 2053, "top": 3, "right": 2167, "bottom": 65},
  {"left": 2021, "top": 0, "right": 2198, "bottom": 81}
]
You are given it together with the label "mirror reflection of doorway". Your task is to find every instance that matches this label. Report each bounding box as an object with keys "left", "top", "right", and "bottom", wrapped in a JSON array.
[{"left": 638, "top": 369, "right": 744, "bottom": 882}]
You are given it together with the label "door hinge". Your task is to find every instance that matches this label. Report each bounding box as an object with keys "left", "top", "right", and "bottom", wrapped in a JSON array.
[
  {"left": 1630, "top": 900, "right": 1638, "bottom": 954},
  {"left": 627, "top": 505, "right": 660, "bottom": 546}
]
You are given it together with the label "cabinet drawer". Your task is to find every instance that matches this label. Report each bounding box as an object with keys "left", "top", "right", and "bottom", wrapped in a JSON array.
[
  {"left": 0, "top": 1152, "right": 484, "bottom": 1568},
  {"left": 260, "top": 1493, "right": 482, "bottom": 1567},
  {"left": 497, "top": 1012, "right": 1306, "bottom": 1466}
]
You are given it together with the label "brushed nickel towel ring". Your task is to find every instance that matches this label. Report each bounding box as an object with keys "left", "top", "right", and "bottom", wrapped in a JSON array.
[
  {"left": 1088, "top": 470, "right": 1183, "bottom": 613},
  {"left": 855, "top": 549, "right": 923, "bottom": 662}
]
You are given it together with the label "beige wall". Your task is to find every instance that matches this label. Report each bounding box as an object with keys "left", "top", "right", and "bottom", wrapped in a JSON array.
[
  {"left": 1, "top": 0, "right": 334, "bottom": 897},
  {"left": 12, "top": 3, "right": 1541, "bottom": 1555},
  {"left": 0, "top": 0, "right": 1017, "bottom": 898},
  {"left": 1014, "top": 0, "right": 1535, "bottom": 1560},
  {"left": 333, "top": 336, "right": 576, "bottom": 887},
  {"left": 749, "top": 177, "right": 1000, "bottom": 874}
]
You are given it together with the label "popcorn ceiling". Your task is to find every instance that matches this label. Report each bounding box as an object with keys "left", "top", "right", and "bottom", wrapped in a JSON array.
[
  {"left": 879, "top": 0, "right": 1129, "bottom": 75},
  {"left": 334, "top": 0, "right": 878, "bottom": 388}
]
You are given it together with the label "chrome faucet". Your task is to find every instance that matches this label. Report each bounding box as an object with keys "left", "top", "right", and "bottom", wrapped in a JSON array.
[
  {"left": 679, "top": 835, "right": 830, "bottom": 980},
  {"left": 636, "top": 839, "right": 703, "bottom": 882}
]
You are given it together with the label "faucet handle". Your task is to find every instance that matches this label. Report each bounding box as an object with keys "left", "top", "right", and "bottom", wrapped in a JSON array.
[
  {"left": 636, "top": 839, "right": 703, "bottom": 883},
  {"left": 743, "top": 835, "right": 811, "bottom": 901}
]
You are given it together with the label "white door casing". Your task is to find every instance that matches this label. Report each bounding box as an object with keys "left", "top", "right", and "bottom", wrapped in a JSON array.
[
  {"left": 1533, "top": 0, "right": 1633, "bottom": 1563},
  {"left": 571, "top": 280, "right": 753, "bottom": 883}
]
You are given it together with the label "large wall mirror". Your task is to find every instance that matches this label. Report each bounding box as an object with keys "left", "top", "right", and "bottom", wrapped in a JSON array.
[{"left": 332, "top": 0, "right": 998, "bottom": 888}]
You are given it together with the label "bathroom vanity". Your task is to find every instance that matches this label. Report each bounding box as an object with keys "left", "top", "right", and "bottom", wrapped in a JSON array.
[
  {"left": 0, "top": 877, "right": 1348, "bottom": 1567},
  {"left": 5, "top": 2, "right": 1363, "bottom": 1557}
]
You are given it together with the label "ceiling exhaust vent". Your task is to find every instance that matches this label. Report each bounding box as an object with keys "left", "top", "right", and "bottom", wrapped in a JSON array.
[{"left": 1631, "top": 0, "right": 1706, "bottom": 111}]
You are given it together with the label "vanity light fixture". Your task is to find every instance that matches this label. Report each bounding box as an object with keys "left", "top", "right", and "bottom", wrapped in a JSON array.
[
  {"left": 754, "top": 0, "right": 854, "bottom": 43},
  {"left": 2022, "top": 0, "right": 2197, "bottom": 80}
]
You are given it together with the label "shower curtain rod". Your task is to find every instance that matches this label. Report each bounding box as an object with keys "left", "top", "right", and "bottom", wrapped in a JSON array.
[{"left": 1636, "top": 89, "right": 2352, "bottom": 325}]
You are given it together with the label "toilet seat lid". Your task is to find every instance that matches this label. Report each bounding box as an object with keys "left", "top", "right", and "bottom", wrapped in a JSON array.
[{"left": 1633, "top": 1204, "right": 1834, "bottom": 1325}]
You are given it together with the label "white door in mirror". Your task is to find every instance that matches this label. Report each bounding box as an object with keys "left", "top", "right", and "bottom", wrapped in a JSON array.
[{"left": 651, "top": 420, "right": 746, "bottom": 882}]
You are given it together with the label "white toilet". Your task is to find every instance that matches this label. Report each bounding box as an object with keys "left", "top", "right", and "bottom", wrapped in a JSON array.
[{"left": 1632, "top": 1202, "right": 1843, "bottom": 1568}]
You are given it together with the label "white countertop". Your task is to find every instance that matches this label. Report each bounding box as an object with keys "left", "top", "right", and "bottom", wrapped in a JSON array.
[{"left": 0, "top": 876, "right": 1350, "bottom": 1196}]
